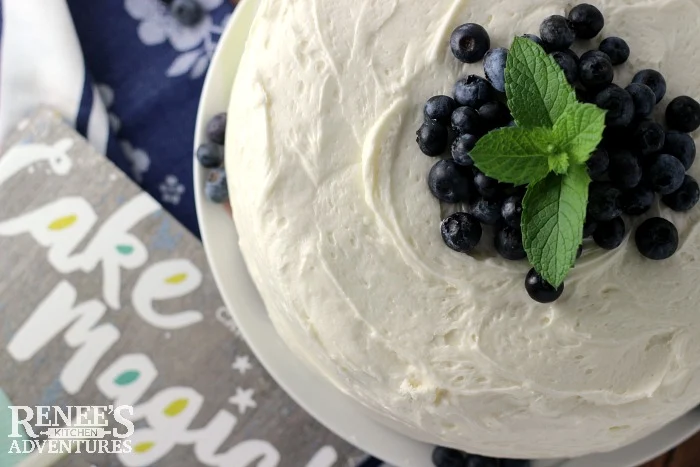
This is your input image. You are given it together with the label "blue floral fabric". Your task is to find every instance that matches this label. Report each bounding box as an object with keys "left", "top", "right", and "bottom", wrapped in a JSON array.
[{"left": 66, "top": 0, "right": 234, "bottom": 237}]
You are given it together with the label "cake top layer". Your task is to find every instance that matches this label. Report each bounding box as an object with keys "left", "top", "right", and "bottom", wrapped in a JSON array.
[{"left": 227, "top": 0, "right": 700, "bottom": 458}]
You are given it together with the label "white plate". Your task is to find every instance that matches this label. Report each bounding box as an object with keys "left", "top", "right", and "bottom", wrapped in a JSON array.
[{"left": 193, "top": 1, "right": 700, "bottom": 465}]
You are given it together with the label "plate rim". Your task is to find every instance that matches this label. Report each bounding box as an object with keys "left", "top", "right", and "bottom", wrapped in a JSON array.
[{"left": 193, "top": 2, "right": 700, "bottom": 465}]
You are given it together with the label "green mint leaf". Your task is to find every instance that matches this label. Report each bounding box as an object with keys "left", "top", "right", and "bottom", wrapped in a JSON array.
[
  {"left": 553, "top": 103, "right": 607, "bottom": 164},
  {"left": 470, "top": 126, "right": 557, "bottom": 186},
  {"left": 505, "top": 37, "right": 577, "bottom": 128},
  {"left": 521, "top": 164, "right": 591, "bottom": 287}
]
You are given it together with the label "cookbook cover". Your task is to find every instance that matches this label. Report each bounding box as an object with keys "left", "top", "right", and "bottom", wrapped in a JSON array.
[{"left": 0, "top": 108, "right": 363, "bottom": 467}]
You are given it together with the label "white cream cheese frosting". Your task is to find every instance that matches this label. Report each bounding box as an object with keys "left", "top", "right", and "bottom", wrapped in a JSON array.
[{"left": 226, "top": 0, "right": 700, "bottom": 458}]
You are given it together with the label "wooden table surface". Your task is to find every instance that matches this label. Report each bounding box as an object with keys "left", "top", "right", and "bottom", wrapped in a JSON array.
[{"left": 641, "top": 431, "right": 700, "bottom": 466}]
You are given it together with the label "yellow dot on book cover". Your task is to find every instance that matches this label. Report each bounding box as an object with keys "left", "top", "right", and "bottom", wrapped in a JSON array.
[
  {"left": 163, "top": 398, "right": 189, "bottom": 417},
  {"left": 48, "top": 214, "right": 77, "bottom": 231},
  {"left": 133, "top": 441, "right": 155, "bottom": 453},
  {"left": 165, "top": 273, "right": 187, "bottom": 284}
]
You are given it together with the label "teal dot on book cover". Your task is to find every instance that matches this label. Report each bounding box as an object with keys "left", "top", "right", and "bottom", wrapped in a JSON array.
[{"left": 0, "top": 389, "right": 29, "bottom": 466}]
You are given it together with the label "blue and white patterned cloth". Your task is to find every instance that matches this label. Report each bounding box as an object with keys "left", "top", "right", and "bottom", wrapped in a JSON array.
[{"left": 0, "top": 0, "right": 234, "bottom": 237}]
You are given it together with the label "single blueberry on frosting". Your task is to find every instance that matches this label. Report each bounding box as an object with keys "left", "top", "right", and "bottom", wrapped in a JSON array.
[
  {"left": 632, "top": 69, "right": 667, "bottom": 103},
  {"left": 550, "top": 50, "right": 578, "bottom": 84},
  {"left": 593, "top": 216, "right": 626, "bottom": 250},
  {"left": 625, "top": 83, "right": 656, "bottom": 118},
  {"left": 599, "top": 36, "right": 630, "bottom": 65},
  {"left": 525, "top": 268, "right": 564, "bottom": 303},
  {"left": 620, "top": 184, "right": 655, "bottom": 216},
  {"left": 666, "top": 96, "right": 700, "bottom": 133},
  {"left": 586, "top": 147, "right": 609, "bottom": 179},
  {"left": 539, "top": 15, "right": 575, "bottom": 51},
  {"left": 662, "top": 175, "right": 700, "bottom": 212},
  {"left": 417, "top": 120, "right": 449, "bottom": 156},
  {"left": 635, "top": 217, "right": 679, "bottom": 260},
  {"left": 633, "top": 120, "right": 665, "bottom": 156},
  {"left": 608, "top": 149, "right": 642, "bottom": 189},
  {"left": 567, "top": 3, "right": 605, "bottom": 39},
  {"left": 451, "top": 133, "right": 478, "bottom": 167},
  {"left": 450, "top": 23, "right": 491, "bottom": 64}
]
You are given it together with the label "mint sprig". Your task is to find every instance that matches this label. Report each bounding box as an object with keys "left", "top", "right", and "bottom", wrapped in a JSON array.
[{"left": 471, "top": 36, "right": 606, "bottom": 287}]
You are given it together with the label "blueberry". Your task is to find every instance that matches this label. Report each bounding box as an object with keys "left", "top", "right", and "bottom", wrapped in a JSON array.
[
  {"left": 432, "top": 446, "right": 466, "bottom": 467},
  {"left": 441, "top": 213, "right": 483, "bottom": 254},
  {"left": 550, "top": 51, "right": 578, "bottom": 84},
  {"left": 465, "top": 454, "right": 500, "bottom": 467},
  {"left": 498, "top": 183, "right": 526, "bottom": 198},
  {"left": 632, "top": 70, "right": 666, "bottom": 103},
  {"left": 594, "top": 85, "right": 634, "bottom": 127},
  {"left": 564, "top": 48, "right": 580, "bottom": 65},
  {"left": 588, "top": 182, "right": 622, "bottom": 221},
  {"left": 452, "top": 106, "right": 482, "bottom": 135},
  {"left": 452, "top": 134, "right": 478, "bottom": 167},
  {"left": 196, "top": 143, "right": 224, "bottom": 168},
  {"left": 205, "top": 167, "right": 228, "bottom": 203},
  {"left": 608, "top": 149, "right": 642, "bottom": 189},
  {"left": 568, "top": 4, "right": 605, "bottom": 39},
  {"left": 579, "top": 53, "right": 614, "bottom": 89},
  {"left": 483, "top": 48, "right": 508, "bottom": 93},
  {"left": 633, "top": 120, "right": 665, "bottom": 156},
  {"left": 580, "top": 49, "right": 610, "bottom": 63},
  {"left": 625, "top": 83, "right": 656, "bottom": 119},
  {"left": 522, "top": 34, "right": 544, "bottom": 47},
  {"left": 454, "top": 75, "right": 493, "bottom": 108},
  {"left": 428, "top": 160, "right": 473, "bottom": 203},
  {"left": 576, "top": 87, "right": 595, "bottom": 104},
  {"left": 171, "top": 0, "right": 204, "bottom": 26},
  {"left": 495, "top": 225, "right": 526, "bottom": 260},
  {"left": 601, "top": 125, "right": 634, "bottom": 151},
  {"left": 583, "top": 218, "right": 598, "bottom": 238},
  {"left": 599, "top": 37, "right": 630, "bottom": 65},
  {"left": 620, "top": 184, "right": 655, "bottom": 215},
  {"left": 417, "top": 120, "right": 449, "bottom": 156},
  {"left": 635, "top": 218, "right": 678, "bottom": 260},
  {"left": 473, "top": 170, "right": 499, "bottom": 198},
  {"left": 478, "top": 101, "right": 512, "bottom": 129},
  {"left": 450, "top": 24, "right": 491, "bottom": 63},
  {"left": 424, "top": 96, "right": 456, "bottom": 125},
  {"left": 525, "top": 269, "right": 564, "bottom": 303},
  {"left": 666, "top": 96, "right": 700, "bottom": 133},
  {"left": 586, "top": 147, "right": 609, "bottom": 180},
  {"left": 593, "top": 217, "right": 626, "bottom": 250},
  {"left": 540, "top": 15, "right": 575, "bottom": 51},
  {"left": 664, "top": 131, "right": 696, "bottom": 170},
  {"left": 470, "top": 197, "right": 502, "bottom": 225},
  {"left": 662, "top": 175, "right": 700, "bottom": 212},
  {"left": 647, "top": 154, "right": 686, "bottom": 195},
  {"left": 502, "top": 195, "right": 523, "bottom": 228},
  {"left": 206, "top": 112, "right": 227, "bottom": 145}
]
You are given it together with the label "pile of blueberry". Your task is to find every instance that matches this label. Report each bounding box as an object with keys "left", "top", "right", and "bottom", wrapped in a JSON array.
[
  {"left": 417, "top": 3, "right": 700, "bottom": 303},
  {"left": 431, "top": 446, "right": 529, "bottom": 467},
  {"left": 197, "top": 112, "right": 230, "bottom": 203},
  {"left": 160, "top": 0, "right": 206, "bottom": 27}
]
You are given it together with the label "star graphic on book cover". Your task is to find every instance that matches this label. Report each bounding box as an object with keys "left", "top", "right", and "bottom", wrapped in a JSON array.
[
  {"left": 232, "top": 355, "right": 252, "bottom": 374},
  {"left": 229, "top": 387, "right": 257, "bottom": 414}
]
